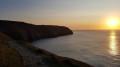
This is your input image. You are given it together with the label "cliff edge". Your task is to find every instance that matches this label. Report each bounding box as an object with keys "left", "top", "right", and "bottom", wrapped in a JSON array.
[{"left": 0, "top": 20, "right": 73, "bottom": 42}]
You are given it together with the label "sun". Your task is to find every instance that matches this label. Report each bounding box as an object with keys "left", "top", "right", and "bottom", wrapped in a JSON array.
[
  {"left": 108, "top": 19, "right": 118, "bottom": 26},
  {"left": 106, "top": 16, "right": 119, "bottom": 29}
]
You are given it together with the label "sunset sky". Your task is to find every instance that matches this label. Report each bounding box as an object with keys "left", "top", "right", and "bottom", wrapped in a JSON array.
[{"left": 0, "top": 0, "right": 120, "bottom": 30}]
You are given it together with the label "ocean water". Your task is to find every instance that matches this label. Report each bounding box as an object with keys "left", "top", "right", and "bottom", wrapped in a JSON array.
[{"left": 32, "top": 31, "right": 120, "bottom": 67}]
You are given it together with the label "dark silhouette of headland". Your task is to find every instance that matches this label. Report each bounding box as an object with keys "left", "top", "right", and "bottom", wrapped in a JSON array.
[{"left": 0, "top": 20, "right": 73, "bottom": 42}]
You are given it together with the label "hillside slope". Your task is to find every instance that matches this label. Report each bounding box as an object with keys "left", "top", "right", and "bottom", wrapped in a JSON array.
[{"left": 0, "top": 41, "right": 24, "bottom": 67}]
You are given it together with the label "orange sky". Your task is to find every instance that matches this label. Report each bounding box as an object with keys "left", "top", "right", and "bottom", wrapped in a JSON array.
[{"left": 0, "top": 0, "right": 120, "bottom": 30}]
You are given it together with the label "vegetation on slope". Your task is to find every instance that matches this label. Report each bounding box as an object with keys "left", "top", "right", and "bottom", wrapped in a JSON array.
[
  {"left": 0, "top": 33, "right": 12, "bottom": 41},
  {"left": 0, "top": 41, "right": 24, "bottom": 67}
]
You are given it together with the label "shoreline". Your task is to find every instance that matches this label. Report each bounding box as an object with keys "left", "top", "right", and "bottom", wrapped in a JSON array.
[{"left": 8, "top": 40, "right": 93, "bottom": 67}]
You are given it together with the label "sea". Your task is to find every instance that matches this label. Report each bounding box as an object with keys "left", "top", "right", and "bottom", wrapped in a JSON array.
[{"left": 32, "top": 30, "right": 120, "bottom": 67}]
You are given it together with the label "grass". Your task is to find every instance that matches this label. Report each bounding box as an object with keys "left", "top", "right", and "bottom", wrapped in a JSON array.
[
  {"left": 0, "top": 33, "right": 12, "bottom": 41},
  {"left": 0, "top": 41, "right": 24, "bottom": 67}
]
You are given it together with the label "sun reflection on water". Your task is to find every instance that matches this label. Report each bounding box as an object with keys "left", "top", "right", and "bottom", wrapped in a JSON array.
[{"left": 109, "top": 31, "right": 118, "bottom": 55}]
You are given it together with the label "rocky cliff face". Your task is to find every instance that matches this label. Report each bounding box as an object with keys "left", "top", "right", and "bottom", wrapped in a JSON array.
[{"left": 0, "top": 20, "right": 73, "bottom": 42}]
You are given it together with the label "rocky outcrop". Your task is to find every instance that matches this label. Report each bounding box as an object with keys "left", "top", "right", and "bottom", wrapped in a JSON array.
[{"left": 0, "top": 20, "right": 73, "bottom": 42}]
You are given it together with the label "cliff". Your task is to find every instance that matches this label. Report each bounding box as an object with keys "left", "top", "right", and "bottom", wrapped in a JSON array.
[
  {"left": 0, "top": 20, "right": 73, "bottom": 42},
  {"left": 0, "top": 20, "right": 93, "bottom": 67}
]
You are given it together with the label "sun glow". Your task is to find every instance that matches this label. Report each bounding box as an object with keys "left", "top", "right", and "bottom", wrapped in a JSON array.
[
  {"left": 108, "top": 19, "right": 118, "bottom": 26},
  {"left": 106, "top": 17, "right": 119, "bottom": 29}
]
